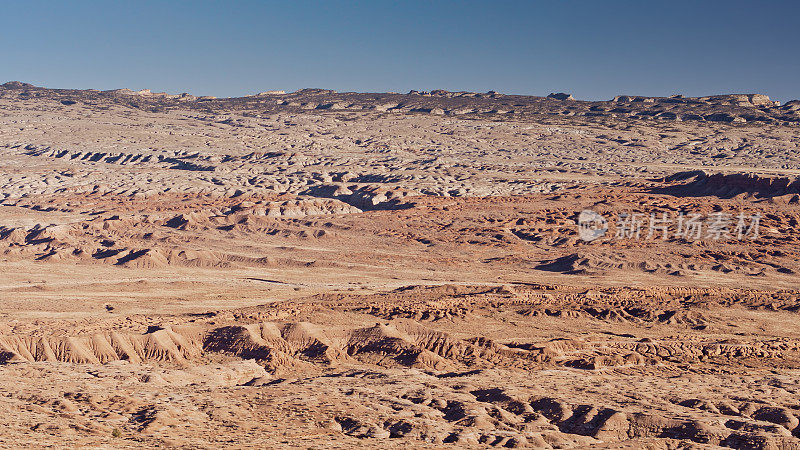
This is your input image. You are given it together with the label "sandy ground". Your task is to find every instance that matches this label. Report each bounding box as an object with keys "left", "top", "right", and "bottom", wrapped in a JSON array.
[{"left": 0, "top": 83, "right": 799, "bottom": 448}]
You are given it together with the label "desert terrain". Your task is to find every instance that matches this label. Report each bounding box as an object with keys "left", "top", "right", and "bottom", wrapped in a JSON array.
[{"left": 1, "top": 81, "right": 800, "bottom": 448}]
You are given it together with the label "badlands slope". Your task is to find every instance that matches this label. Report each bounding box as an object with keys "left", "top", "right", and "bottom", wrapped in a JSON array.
[{"left": 1, "top": 82, "right": 800, "bottom": 448}]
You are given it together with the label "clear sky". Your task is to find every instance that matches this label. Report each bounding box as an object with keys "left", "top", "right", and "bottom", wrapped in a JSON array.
[{"left": 2, "top": 1, "right": 798, "bottom": 101}]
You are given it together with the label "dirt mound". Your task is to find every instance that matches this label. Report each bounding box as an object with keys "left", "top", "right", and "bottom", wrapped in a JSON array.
[
  {"left": 203, "top": 320, "right": 492, "bottom": 372},
  {"left": 0, "top": 326, "right": 203, "bottom": 364},
  {"left": 655, "top": 170, "right": 800, "bottom": 199}
]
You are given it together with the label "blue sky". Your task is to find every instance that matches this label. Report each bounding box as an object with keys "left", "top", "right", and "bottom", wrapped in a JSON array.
[{"left": 2, "top": 1, "right": 798, "bottom": 101}]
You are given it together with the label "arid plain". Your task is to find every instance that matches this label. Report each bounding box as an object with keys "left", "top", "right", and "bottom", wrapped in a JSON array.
[{"left": 1, "top": 82, "right": 800, "bottom": 448}]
